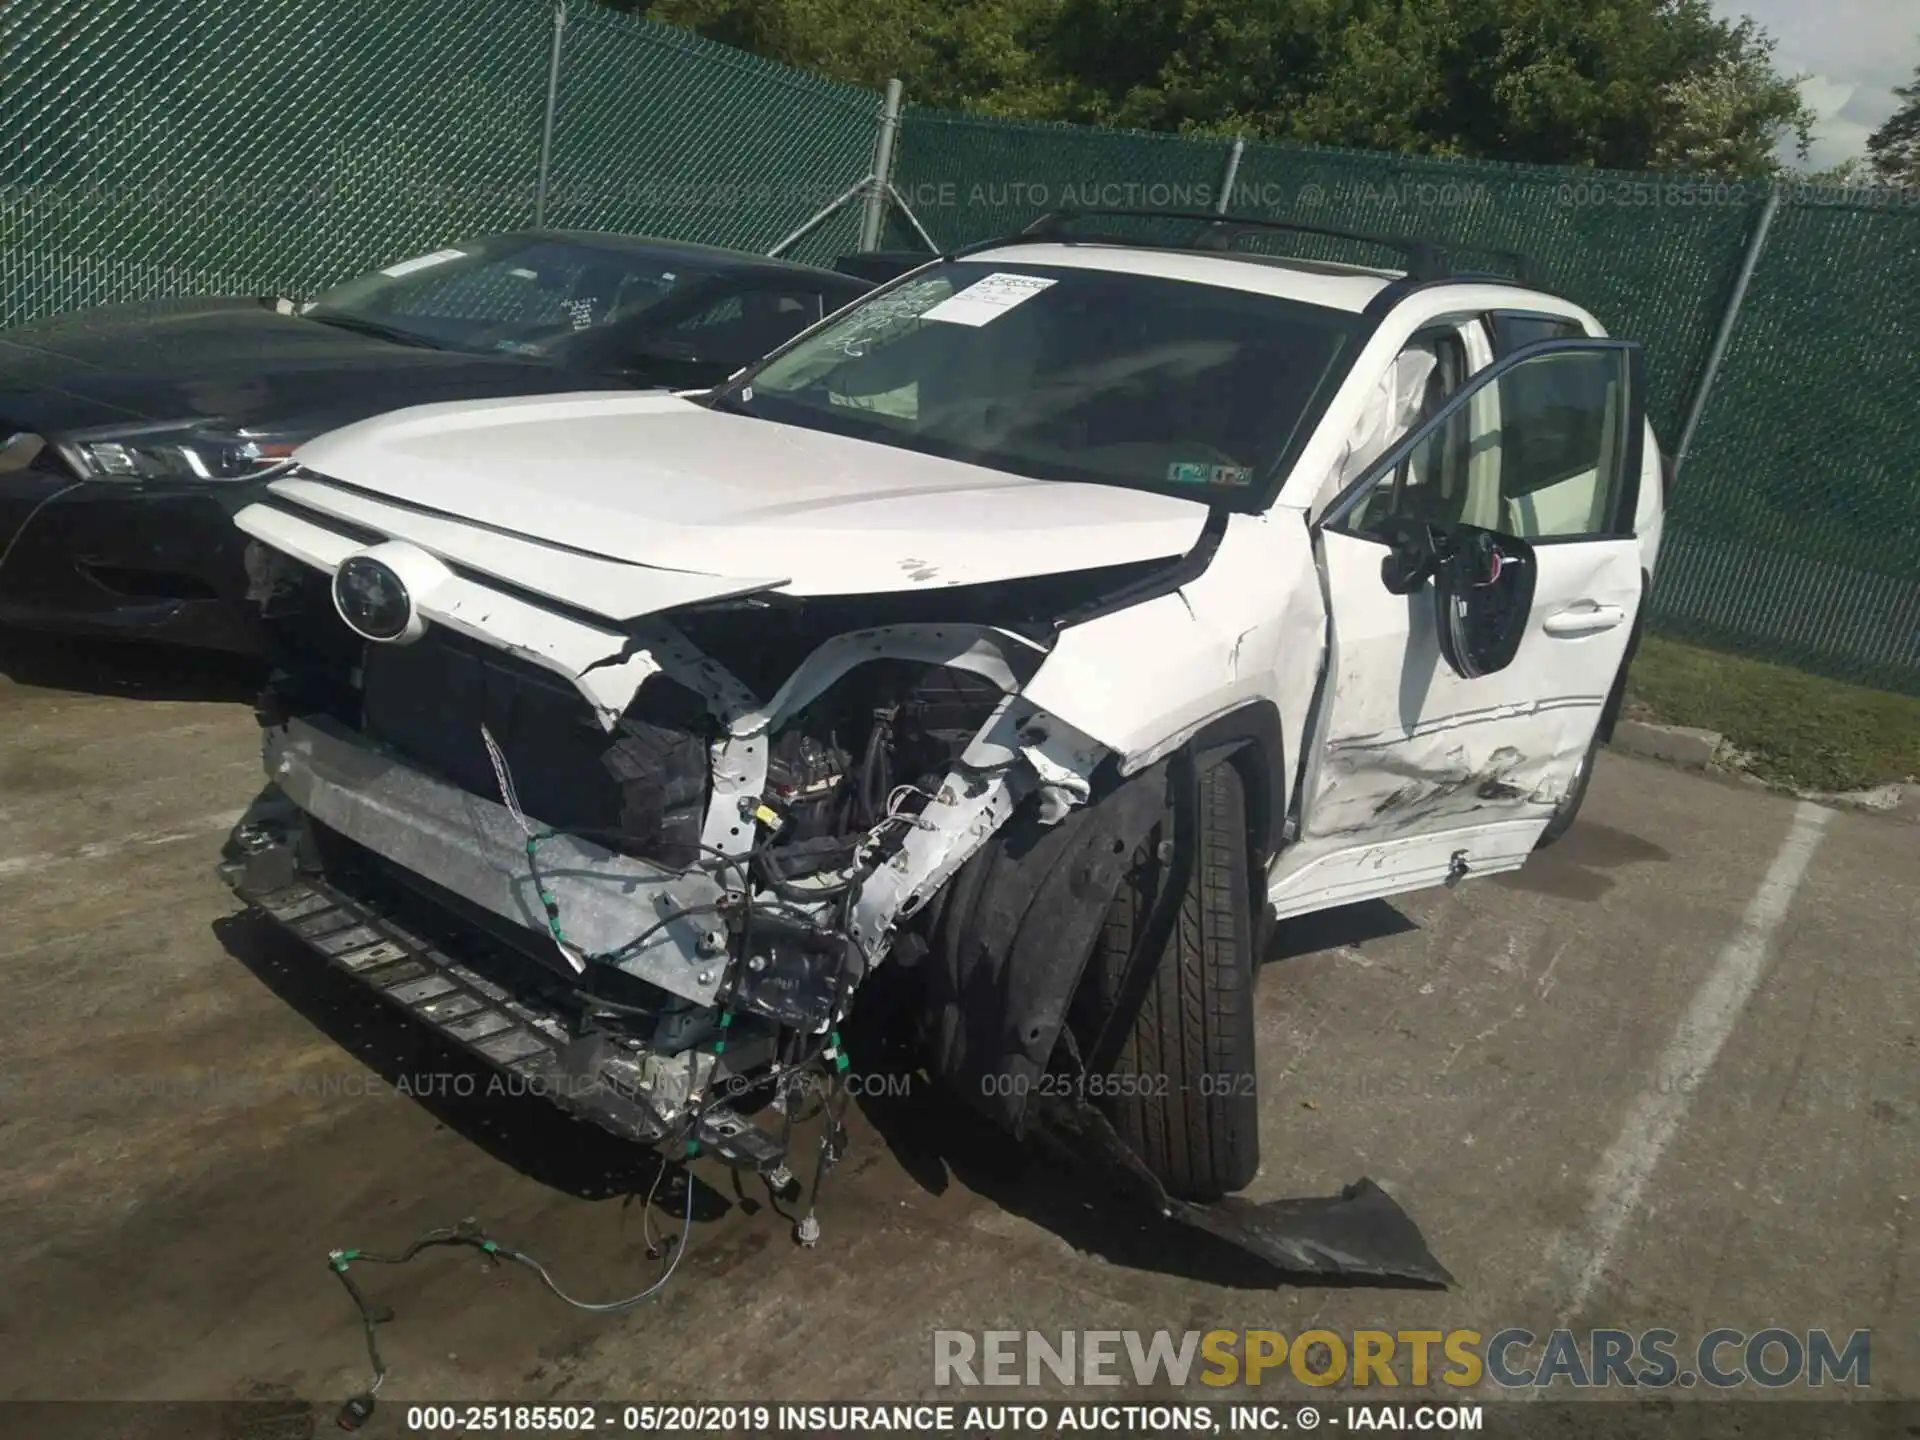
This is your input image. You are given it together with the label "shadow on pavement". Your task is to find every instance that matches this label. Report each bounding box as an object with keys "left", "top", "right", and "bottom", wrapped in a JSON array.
[
  {"left": 210, "top": 908, "right": 721, "bottom": 1218},
  {"left": 842, "top": 967, "right": 1444, "bottom": 1291},
  {"left": 0, "top": 626, "right": 263, "bottom": 703},
  {"left": 1495, "top": 819, "right": 1670, "bottom": 902},
  {"left": 1267, "top": 897, "right": 1419, "bottom": 965}
]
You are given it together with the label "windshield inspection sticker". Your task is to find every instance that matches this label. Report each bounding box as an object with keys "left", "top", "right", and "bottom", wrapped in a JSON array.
[
  {"left": 921, "top": 272, "right": 1057, "bottom": 326},
  {"left": 1168, "top": 461, "right": 1255, "bottom": 488},
  {"left": 379, "top": 247, "right": 466, "bottom": 278}
]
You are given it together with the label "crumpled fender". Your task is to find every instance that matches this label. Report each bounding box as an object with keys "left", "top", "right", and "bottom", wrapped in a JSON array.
[{"left": 917, "top": 758, "right": 1172, "bottom": 1133}]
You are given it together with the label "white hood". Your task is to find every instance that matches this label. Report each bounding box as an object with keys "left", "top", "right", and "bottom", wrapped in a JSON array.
[{"left": 292, "top": 391, "right": 1211, "bottom": 595}]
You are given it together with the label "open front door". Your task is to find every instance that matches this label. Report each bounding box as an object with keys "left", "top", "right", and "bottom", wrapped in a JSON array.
[{"left": 1268, "top": 340, "right": 1646, "bottom": 918}]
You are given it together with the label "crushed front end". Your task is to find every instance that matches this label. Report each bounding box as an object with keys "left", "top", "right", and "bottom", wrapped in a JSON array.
[{"left": 219, "top": 480, "right": 1114, "bottom": 1189}]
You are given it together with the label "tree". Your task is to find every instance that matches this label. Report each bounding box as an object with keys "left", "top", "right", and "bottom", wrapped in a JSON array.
[
  {"left": 623, "top": 0, "right": 1814, "bottom": 175},
  {"left": 1867, "top": 50, "right": 1920, "bottom": 187}
]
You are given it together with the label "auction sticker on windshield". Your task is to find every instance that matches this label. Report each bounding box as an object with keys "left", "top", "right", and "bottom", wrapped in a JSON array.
[{"left": 921, "top": 272, "right": 1057, "bottom": 326}]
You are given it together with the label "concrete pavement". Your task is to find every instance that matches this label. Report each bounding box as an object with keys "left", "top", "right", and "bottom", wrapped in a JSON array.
[{"left": 0, "top": 636, "right": 1911, "bottom": 1414}]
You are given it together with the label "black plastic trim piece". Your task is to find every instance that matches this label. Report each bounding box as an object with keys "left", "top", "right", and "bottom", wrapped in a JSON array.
[
  {"left": 1053, "top": 506, "right": 1230, "bottom": 630},
  {"left": 1188, "top": 705, "right": 1288, "bottom": 861},
  {"left": 996, "top": 209, "right": 1541, "bottom": 285},
  {"left": 1598, "top": 568, "right": 1653, "bottom": 746}
]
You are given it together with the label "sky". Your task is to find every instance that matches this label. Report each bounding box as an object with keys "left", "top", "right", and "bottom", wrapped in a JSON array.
[{"left": 1716, "top": 0, "right": 1919, "bottom": 169}]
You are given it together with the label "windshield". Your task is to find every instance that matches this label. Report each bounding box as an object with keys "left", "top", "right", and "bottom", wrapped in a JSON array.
[
  {"left": 301, "top": 235, "right": 720, "bottom": 356},
  {"left": 720, "top": 261, "right": 1362, "bottom": 502}
]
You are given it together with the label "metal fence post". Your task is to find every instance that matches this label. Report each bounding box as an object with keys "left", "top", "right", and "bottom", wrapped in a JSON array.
[
  {"left": 858, "top": 78, "right": 904, "bottom": 252},
  {"left": 1673, "top": 183, "right": 1780, "bottom": 474},
  {"left": 1216, "top": 135, "right": 1246, "bottom": 214},
  {"left": 533, "top": 0, "right": 569, "bottom": 228}
]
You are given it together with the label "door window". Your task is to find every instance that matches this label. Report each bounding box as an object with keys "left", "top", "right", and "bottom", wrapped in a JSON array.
[
  {"left": 1489, "top": 311, "right": 1588, "bottom": 358},
  {"left": 1333, "top": 343, "right": 1638, "bottom": 543},
  {"left": 1341, "top": 329, "right": 1470, "bottom": 533}
]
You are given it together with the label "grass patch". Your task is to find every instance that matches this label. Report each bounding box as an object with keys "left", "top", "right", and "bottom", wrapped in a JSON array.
[{"left": 1626, "top": 636, "right": 1920, "bottom": 793}]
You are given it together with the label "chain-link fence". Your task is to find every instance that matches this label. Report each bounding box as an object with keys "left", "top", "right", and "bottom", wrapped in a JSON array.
[
  {"left": 0, "top": 0, "right": 878, "bottom": 328},
  {"left": 1650, "top": 199, "right": 1920, "bottom": 693},
  {"left": 539, "top": 5, "right": 875, "bottom": 263},
  {"left": 2, "top": 0, "right": 1916, "bottom": 692},
  {"left": 1, "top": 0, "right": 554, "bottom": 323}
]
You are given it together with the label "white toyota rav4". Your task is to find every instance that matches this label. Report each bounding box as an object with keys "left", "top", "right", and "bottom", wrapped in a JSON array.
[{"left": 223, "top": 210, "right": 1665, "bottom": 1229}]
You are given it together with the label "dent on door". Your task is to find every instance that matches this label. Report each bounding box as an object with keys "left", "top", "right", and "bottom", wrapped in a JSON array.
[{"left": 1279, "top": 338, "right": 1644, "bottom": 891}]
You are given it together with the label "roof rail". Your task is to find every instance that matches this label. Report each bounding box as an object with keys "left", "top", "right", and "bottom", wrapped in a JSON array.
[{"left": 959, "top": 207, "right": 1541, "bottom": 287}]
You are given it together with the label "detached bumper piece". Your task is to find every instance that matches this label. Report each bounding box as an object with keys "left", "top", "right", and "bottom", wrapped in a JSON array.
[
  {"left": 229, "top": 861, "right": 783, "bottom": 1172},
  {"left": 1032, "top": 1095, "right": 1454, "bottom": 1288}
]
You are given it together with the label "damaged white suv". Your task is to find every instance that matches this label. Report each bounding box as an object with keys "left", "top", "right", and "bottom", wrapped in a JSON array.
[{"left": 223, "top": 210, "right": 1664, "bottom": 1229}]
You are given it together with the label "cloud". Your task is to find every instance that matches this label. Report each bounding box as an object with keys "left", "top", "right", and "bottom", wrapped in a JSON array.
[{"left": 1714, "top": 0, "right": 1917, "bottom": 164}]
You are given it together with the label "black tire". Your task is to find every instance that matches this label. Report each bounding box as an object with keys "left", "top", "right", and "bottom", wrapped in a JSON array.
[
  {"left": 1535, "top": 726, "right": 1598, "bottom": 849},
  {"left": 1070, "top": 758, "right": 1260, "bottom": 1201}
]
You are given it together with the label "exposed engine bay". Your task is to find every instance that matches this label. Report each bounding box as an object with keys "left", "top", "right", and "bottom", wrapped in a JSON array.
[{"left": 231, "top": 540, "right": 1115, "bottom": 1160}]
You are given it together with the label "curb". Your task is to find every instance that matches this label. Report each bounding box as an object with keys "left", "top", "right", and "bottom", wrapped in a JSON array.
[
  {"left": 1607, "top": 721, "right": 1920, "bottom": 825},
  {"left": 1606, "top": 720, "right": 1722, "bottom": 770},
  {"left": 1796, "top": 781, "right": 1920, "bottom": 826}
]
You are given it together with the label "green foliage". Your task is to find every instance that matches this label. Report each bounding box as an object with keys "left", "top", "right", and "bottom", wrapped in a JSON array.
[
  {"left": 1867, "top": 49, "right": 1920, "bottom": 188},
  {"left": 622, "top": 0, "right": 1813, "bottom": 173}
]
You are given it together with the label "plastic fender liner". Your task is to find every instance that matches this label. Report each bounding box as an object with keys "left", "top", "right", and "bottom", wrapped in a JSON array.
[
  {"left": 919, "top": 758, "right": 1172, "bottom": 1134},
  {"left": 1029, "top": 1093, "right": 1454, "bottom": 1287}
]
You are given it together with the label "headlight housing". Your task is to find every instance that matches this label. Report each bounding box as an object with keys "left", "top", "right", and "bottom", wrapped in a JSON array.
[{"left": 58, "top": 426, "right": 301, "bottom": 482}]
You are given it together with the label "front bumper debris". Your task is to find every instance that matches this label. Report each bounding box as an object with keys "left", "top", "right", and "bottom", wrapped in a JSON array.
[
  {"left": 221, "top": 833, "right": 784, "bottom": 1171},
  {"left": 1031, "top": 1094, "right": 1454, "bottom": 1287}
]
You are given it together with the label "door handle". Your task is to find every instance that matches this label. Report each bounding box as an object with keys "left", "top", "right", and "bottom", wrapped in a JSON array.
[{"left": 1542, "top": 603, "right": 1627, "bottom": 636}]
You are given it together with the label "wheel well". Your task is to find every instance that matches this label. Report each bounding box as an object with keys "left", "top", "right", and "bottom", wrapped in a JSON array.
[
  {"left": 1189, "top": 703, "right": 1284, "bottom": 952},
  {"left": 1186, "top": 701, "right": 1285, "bottom": 862},
  {"left": 1597, "top": 568, "right": 1651, "bottom": 745}
]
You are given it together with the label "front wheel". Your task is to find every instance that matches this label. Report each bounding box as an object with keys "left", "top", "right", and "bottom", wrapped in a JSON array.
[{"left": 1068, "top": 757, "right": 1260, "bottom": 1201}]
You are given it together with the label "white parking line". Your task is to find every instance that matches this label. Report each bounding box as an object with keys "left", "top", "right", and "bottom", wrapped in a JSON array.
[
  {"left": 0, "top": 809, "right": 245, "bottom": 879},
  {"left": 1548, "top": 799, "right": 1833, "bottom": 1321}
]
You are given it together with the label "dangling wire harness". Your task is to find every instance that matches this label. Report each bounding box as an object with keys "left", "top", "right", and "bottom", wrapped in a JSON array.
[
  {"left": 325, "top": 714, "right": 890, "bottom": 1429},
  {"left": 326, "top": 1166, "right": 697, "bottom": 1430}
]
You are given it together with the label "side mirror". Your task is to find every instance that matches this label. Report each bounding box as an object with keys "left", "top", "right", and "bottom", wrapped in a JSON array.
[
  {"left": 1432, "top": 526, "right": 1536, "bottom": 679},
  {"left": 1378, "top": 522, "right": 1440, "bottom": 596}
]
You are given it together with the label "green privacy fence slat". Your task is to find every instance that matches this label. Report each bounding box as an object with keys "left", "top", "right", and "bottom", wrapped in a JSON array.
[
  {"left": 2, "top": 0, "right": 1915, "bottom": 692},
  {"left": 1665, "top": 201, "right": 1920, "bottom": 579},
  {"left": 1647, "top": 197, "right": 1920, "bottom": 692},
  {"left": 0, "top": 0, "right": 880, "bottom": 328},
  {"left": 887, "top": 108, "right": 1236, "bottom": 249}
]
